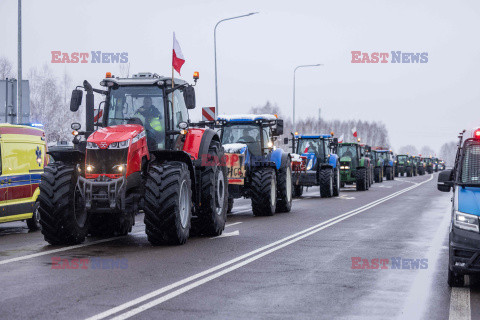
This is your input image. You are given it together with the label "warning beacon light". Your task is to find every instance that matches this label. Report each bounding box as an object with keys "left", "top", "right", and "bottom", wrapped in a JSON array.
[
  {"left": 474, "top": 128, "right": 480, "bottom": 139},
  {"left": 193, "top": 71, "right": 199, "bottom": 84},
  {"left": 105, "top": 72, "right": 112, "bottom": 78}
]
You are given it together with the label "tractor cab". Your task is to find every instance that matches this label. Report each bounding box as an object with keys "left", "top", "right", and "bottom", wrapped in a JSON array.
[{"left": 373, "top": 149, "right": 395, "bottom": 180}]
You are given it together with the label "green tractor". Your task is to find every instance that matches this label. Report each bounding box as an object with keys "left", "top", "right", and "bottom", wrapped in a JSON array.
[
  {"left": 395, "top": 154, "right": 414, "bottom": 177},
  {"left": 373, "top": 149, "right": 395, "bottom": 180},
  {"left": 410, "top": 155, "right": 418, "bottom": 177},
  {"left": 414, "top": 156, "right": 426, "bottom": 175},
  {"left": 338, "top": 143, "right": 373, "bottom": 191},
  {"left": 371, "top": 150, "right": 385, "bottom": 183},
  {"left": 423, "top": 156, "right": 434, "bottom": 174}
]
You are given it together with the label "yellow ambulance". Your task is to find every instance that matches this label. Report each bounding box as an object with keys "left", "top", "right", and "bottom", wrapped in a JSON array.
[{"left": 0, "top": 123, "right": 47, "bottom": 230}]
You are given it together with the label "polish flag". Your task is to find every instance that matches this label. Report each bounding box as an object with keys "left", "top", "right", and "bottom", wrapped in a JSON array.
[
  {"left": 338, "top": 134, "right": 344, "bottom": 143},
  {"left": 304, "top": 142, "right": 310, "bottom": 153},
  {"left": 351, "top": 127, "right": 358, "bottom": 138},
  {"left": 172, "top": 32, "right": 185, "bottom": 75}
]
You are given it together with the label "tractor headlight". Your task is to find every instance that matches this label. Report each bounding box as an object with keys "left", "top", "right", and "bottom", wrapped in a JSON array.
[
  {"left": 454, "top": 211, "right": 480, "bottom": 232},
  {"left": 108, "top": 139, "right": 130, "bottom": 149},
  {"left": 132, "top": 130, "right": 146, "bottom": 144},
  {"left": 86, "top": 165, "right": 94, "bottom": 172},
  {"left": 113, "top": 164, "right": 126, "bottom": 173},
  {"left": 87, "top": 142, "right": 99, "bottom": 149},
  {"left": 340, "top": 166, "right": 350, "bottom": 170}
]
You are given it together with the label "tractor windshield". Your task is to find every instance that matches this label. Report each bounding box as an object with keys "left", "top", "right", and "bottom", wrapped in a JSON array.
[
  {"left": 297, "top": 139, "right": 324, "bottom": 157},
  {"left": 338, "top": 145, "right": 357, "bottom": 160},
  {"left": 377, "top": 152, "right": 389, "bottom": 161},
  {"left": 397, "top": 155, "right": 408, "bottom": 163},
  {"left": 222, "top": 124, "right": 262, "bottom": 156},
  {"left": 461, "top": 141, "right": 480, "bottom": 184},
  {"left": 108, "top": 86, "right": 165, "bottom": 149}
]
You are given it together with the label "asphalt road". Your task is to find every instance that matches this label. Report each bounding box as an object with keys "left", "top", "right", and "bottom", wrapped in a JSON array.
[{"left": 0, "top": 172, "right": 477, "bottom": 320}]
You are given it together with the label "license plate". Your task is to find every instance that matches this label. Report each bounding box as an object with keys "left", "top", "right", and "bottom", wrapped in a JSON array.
[{"left": 225, "top": 153, "right": 245, "bottom": 185}]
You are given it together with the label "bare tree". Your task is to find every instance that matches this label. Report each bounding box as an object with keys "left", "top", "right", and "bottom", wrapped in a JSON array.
[
  {"left": 398, "top": 145, "right": 419, "bottom": 155},
  {"left": 29, "top": 64, "right": 82, "bottom": 143},
  {"left": 439, "top": 141, "right": 457, "bottom": 166},
  {"left": 420, "top": 145, "right": 436, "bottom": 157},
  {"left": 0, "top": 56, "right": 14, "bottom": 80}
]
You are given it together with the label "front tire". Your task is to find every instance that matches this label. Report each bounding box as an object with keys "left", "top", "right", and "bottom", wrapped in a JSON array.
[
  {"left": 144, "top": 162, "right": 192, "bottom": 245},
  {"left": 227, "top": 198, "right": 234, "bottom": 213},
  {"left": 194, "top": 141, "right": 228, "bottom": 236},
  {"left": 356, "top": 168, "right": 367, "bottom": 191},
  {"left": 276, "top": 159, "right": 293, "bottom": 213},
  {"left": 319, "top": 168, "right": 334, "bottom": 198},
  {"left": 39, "top": 162, "right": 88, "bottom": 245},
  {"left": 332, "top": 167, "right": 340, "bottom": 197},
  {"left": 251, "top": 168, "right": 276, "bottom": 216},
  {"left": 26, "top": 202, "right": 41, "bottom": 231},
  {"left": 293, "top": 185, "right": 303, "bottom": 198}
]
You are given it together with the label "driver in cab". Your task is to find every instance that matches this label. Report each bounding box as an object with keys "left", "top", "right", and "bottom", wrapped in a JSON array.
[{"left": 134, "top": 97, "right": 164, "bottom": 149}]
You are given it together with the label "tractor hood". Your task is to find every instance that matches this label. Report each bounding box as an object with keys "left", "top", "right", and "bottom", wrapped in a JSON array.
[
  {"left": 340, "top": 156, "right": 352, "bottom": 163},
  {"left": 88, "top": 124, "right": 144, "bottom": 146}
]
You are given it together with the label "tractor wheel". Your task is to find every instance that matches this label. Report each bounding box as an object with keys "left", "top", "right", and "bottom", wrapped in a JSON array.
[
  {"left": 319, "top": 168, "right": 334, "bottom": 198},
  {"left": 39, "top": 162, "right": 88, "bottom": 245},
  {"left": 26, "top": 202, "right": 41, "bottom": 231},
  {"left": 379, "top": 168, "right": 384, "bottom": 183},
  {"left": 394, "top": 169, "right": 399, "bottom": 177},
  {"left": 194, "top": 141, "right": 228, "bottom": 236},
  {"left": 227, "top": 197, "right": 234, "bottom": 213},
  {"left": 356, "top": 168, "right": 367, "bottom": 191},
  {"left": 144, "top": 162, "right": 192, "bottom": 245},
  {"left": 448, "top": 268, "right": 465, "bottom": 287},
  {"left": 374, "top": 167, "right": 381, "bottom": 183},
  {"left": 276, "top": 159, "right": 293, "bottom": 213},
  {"left": 251, "top": 167, "right": 277, "bottom": 216},
  {"left": 293, "top": 185, "right": 303, "bottom": 198},
  {"left": 340, "top": 181, "right": 345, "bottom": 188},
  {"left": 332, "top": 166, "right": 340, "bottom": 197}
]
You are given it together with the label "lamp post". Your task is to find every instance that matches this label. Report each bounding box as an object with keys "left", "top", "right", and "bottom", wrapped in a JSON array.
[
  {"left": 293, "top": 64, "right": 323, "bottom": 134},
  {"left": 214, "top": 12, "right": 258, "bottom": 117}
]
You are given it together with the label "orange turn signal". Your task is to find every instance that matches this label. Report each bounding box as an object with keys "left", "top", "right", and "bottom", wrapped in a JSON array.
[{"left": 72, "top": 130, "right": 79, "bottom": 136}]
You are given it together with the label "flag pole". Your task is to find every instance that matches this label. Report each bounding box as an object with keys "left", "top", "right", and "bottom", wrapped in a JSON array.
[{"left": 171, "top": 64, "right": 175, "bottom": 118}]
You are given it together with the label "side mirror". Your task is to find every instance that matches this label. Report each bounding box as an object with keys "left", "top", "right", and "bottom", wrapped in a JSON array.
[
  {"left": 178, "top": 121, "right": 188, "bottom": 130},
  {"left": 437, "top": 169, "right": 454, "bottom": 192},
  {"left": 70, "top": 89, "right": 83, "bottom": 112},
  {"left": 71, "top": 123, "right": 81, "bottom": 131},
  {"left": 183, "top": 86, "right": 196, "bottom": 109},
  {"left": 273, "top": 119, "right": 284, "bottom": 136},
  {"left": 365, "top": 146, "right": 372, "bottom": 152},
  {"left": 283, "top": 137, "right": 289, "bottom": 145}
]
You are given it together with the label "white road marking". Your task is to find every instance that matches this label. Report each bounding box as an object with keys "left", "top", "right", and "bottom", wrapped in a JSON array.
[
  {"left": 0, "top": 231, "right": 144, "bottom": 266},
  {"left": 225, "top": 222, "right": 242, "bottom": 228},
  {"left": 449, "top": 288, "right": 471, "bottom": 320},
  {"left": 210, "top": 230, "right": 239, "bottom": 239},
  {"left": 87, "top": 175, "right": 434, "bottom": 320},
  {"left": 338, "top": 195, "right": 355, "bottom": 200},
  {"left": 398, "top": 202, "right": 451, "bottom": 320}
]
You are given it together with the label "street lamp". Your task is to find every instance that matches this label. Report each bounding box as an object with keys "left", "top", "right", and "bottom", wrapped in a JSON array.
[
  {"left": 214, "top": 12, "right": 258, "bottom": 117},
  {"left": 293, "top": 64, "right": 323, "bottom": 134}
]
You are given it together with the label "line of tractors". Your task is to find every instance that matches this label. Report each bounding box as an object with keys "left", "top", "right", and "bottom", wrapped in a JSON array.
[{"left": 37, "top": 71, "right": 445, "bottom": 247}]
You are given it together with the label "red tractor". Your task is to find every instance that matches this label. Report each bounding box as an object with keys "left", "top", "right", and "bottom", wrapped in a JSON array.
[{"left": 39, "top": 72, "right": 228, "bottom": 245}]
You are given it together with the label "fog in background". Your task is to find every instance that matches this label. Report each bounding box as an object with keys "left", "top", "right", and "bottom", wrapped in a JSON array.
[{"left": 1, "top": 0, "right": 479, "bottom": 154}]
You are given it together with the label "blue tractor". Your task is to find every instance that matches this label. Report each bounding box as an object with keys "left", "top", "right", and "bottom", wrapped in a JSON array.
[
  {"left": 216, "top": 114, "right": 292, "bottom": 215},
  {"left": 373, "top": 149, "right": 395, "bottom": 180},
  {"left": 290, "top": 134, "right": 340, "bottom": 198}
]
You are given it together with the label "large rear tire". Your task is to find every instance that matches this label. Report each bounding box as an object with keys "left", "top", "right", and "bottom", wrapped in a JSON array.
[
  {"left": 319, "top": 168, "right": 334, "bottom": 198},
  {"left": 194, "top": 141, "right": 228, "bottom": 236},
  {"left": 374, "top": 167, "right": 381, "bottom": 183},
  {"left": 293, "top": 185, "right": 303, "bottom": 198},
  {"left": 332, "top": 167, "right": 340, "bottom": 197},
  {"left": 144, "top": 162, "right": 192, "bottom": 245},
  {"left": 227, "top": 198, "right": 234, "bottom": 213},
  {"left": 251, "top": 167, "right": 276, "bottom": 216},
  {"left": 356, "top": 168, "right": 367, "bottom": 191},
  {"left": 276, "top": 159, "right": 293, "bottom": 213},
  {"left": 39, "top": 162, "right": 88, "bottom": 245}
]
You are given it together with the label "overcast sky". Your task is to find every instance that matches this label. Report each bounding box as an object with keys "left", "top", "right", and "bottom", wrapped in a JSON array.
[{"left": 1, "top": 0, "right": 479, "bottom": 152}]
